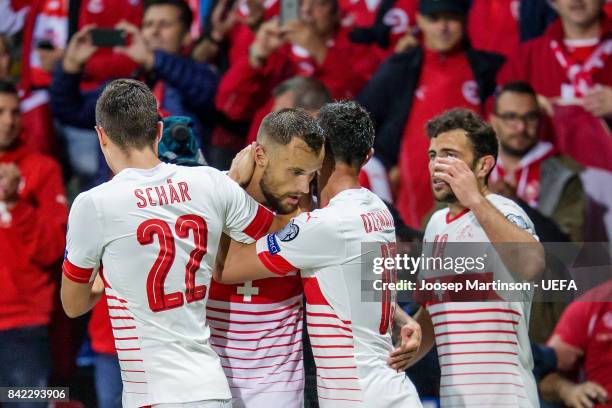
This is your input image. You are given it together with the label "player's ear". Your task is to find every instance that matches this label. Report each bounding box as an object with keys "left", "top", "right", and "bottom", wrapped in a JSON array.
[
  {"left": 362, "top": 148, "right": 374, "bottom": 167},
  {"left": 254, "top": 143, "right": 268, "bottom": 168},
  {"left": 477, "top": 155, "right": 496, "bottom": 181},
  {"left": 95, "top": 126, "right": 107, "bottom": 147},
  {"left": 155, "top": 121, "right": 164, "bottom": 144}
]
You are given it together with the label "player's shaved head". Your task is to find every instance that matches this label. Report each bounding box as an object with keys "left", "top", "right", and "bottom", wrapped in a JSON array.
[
  {"left": 257, "top": 108, "right": 325, "bottom": 154},
  {"left": 95, "top": 79, "right": 159, "bottom": 151}
]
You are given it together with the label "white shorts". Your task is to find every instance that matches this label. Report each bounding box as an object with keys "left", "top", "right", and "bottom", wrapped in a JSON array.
[{"left": 153, "top": 400, "right": 232, "bottom": 408}]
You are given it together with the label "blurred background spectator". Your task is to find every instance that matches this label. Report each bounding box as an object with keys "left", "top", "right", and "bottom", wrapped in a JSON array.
[
  {"left": 49, "top": 0, "right": 218, "bottom": 190},
  {"left": 499, "top": 0, "right": 612, "bottom": 244},
  {"left": 489, "top": 81, "right": 585, "bottom": 242},
  {"left": 0, "top": 80, "right": 67, "bottom": 401},
  {"left": 540, "top": 280, "right": 612, "bottom": 408},
  {"left": 0, "top": 34, "right": 12, "bottom": 80}
]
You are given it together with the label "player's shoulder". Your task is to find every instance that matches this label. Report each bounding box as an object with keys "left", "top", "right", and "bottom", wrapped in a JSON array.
[
  {"left": 70, "top": 189, "right": 100, "bottom": 219},
  {"left": 165, "top": 164, "right": 219, "bottom": 181},
  {"left": 179, "top": 165, "right": 239, "bottom": 188},
  {"left": 486, "top": 194, "right": 522, "bottom": 211},
  {"left": 487, "top": 194, "right": 532, "bottom": 221},
  {"left": 487, "top": 194, "right": 538, "bottom": 237}
]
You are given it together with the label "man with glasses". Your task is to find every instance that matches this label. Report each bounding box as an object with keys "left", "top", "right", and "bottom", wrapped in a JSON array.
[{"left": 489, "top": 81, "right": 585, "bottom": 242}]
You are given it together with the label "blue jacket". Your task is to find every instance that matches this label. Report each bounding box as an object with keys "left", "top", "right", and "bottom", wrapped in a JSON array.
[{"left": 50, "top": 50, "right": 219, "bottom": 145}]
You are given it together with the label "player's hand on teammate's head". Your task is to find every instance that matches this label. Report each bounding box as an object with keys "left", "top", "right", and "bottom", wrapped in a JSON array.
[
  {"left": 387, "top": 319, "right": 421, "bottom": 372},
  {"left": 433, "top": 157, "right": 484, "bottom": 209},
  {"left": 228, "top": 142, "right": 257, "bottom": 188}
]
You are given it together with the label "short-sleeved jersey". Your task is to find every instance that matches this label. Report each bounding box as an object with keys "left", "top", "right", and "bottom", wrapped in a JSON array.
[
  {"left": 255, "top": 188, "right": 422, "bottom": 408},
  {"left": 62, "top": 163, "right": 273, "bottom": 408},
  {"left": 420, "top": 194, "right": 539, "bottom": 408}
]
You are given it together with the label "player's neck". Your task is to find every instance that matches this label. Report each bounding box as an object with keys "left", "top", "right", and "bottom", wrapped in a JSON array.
[
  {"left": 111, "top": 149, "right": 162, "bottom": 174},
  {"left": 319, "top": 164, "right": 361, "bottom": 208},
  {"left": 563, "top": 18, "right": 602, "bottom": 40}
]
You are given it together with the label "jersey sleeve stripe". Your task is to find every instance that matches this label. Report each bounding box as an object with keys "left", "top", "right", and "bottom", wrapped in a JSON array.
[
  {"left": 243, "top": 205, "right": 274, "bottom": 239},
  {"left": 257, "top": 251, "right": 298, "bottom": 276},
  {"left": 62, "top": 259, "right": 94, "bottom": 283}
]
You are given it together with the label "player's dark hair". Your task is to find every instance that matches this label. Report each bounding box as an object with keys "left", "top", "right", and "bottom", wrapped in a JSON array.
[
  {"left": 144, "top": 0, "right": 193, "bottom": 32},
  {"left": 95, "top": 79, "right": 159, "bottom": 151},
  {"left": 0, "top": 80, "right": 18, "bottom": 96},
  {"left": 316, "top": 100, "right": 375, "bottom": 168},
  {"left": 494, "top": 81, "right": 538, "bottom": 113},
  {"left": 272, "top": 76, "right": 331, "bottom": 112},
  {"left": 258, "top": 108, "right": 325, "bottom": 154},
  {"left": 426, "top": 108, "right": 498, "bottom": 181}
]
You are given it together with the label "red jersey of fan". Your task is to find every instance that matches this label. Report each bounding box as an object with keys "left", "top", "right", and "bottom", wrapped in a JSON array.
[{"left": 0, "top": 143, "right": 67, "bottom": 330}]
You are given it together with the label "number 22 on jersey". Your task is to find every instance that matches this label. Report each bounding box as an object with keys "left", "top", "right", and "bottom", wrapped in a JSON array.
[{"left": 137, "top": 214, "right": 208, "bottom": 312}]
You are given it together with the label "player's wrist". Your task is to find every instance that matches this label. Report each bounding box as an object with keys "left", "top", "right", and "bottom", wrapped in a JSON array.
[{"left": 464, "top": 193, "right": 487, "bottom": 212}]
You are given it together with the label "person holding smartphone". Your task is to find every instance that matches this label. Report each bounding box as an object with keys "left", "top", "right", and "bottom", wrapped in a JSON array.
[{"left": 50, "top": 0, "right": 219, "bottom": 162}]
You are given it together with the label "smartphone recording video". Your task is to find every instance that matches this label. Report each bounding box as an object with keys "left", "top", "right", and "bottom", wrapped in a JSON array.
[
  {"left": 280, "top": 0, "right": 300, "bottom": 26},
  {"left": 90, "top": 28, "right": 127, "bottom": 47}
]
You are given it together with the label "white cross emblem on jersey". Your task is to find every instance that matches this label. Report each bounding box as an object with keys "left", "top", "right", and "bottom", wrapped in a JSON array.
[{"left": 237, "top": 281, "right": 259, "bottom": 302}]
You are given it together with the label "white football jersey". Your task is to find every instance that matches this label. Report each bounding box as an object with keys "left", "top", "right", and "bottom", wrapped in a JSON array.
[
  {"left": 207, "top": 274, "right": 304, "bottom": 408},
  {"left": 420, "top": 194, "right": 539, "bottom": 408},
  {"left": 255, "top": 188, "right": 422, "bottom": 408},
  {"left": 63, "top": 163, "right": 273, "bottom": 408}
]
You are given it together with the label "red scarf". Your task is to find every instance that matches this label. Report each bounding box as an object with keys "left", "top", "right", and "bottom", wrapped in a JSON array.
[
  {"left": 550, "top": 37, "right": 612, "bottom": 98},
  {"left": 491, "top": 141, "right": 556, "bottom": 207}
]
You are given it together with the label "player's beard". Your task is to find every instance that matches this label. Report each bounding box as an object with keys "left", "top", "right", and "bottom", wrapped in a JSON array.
[{"left": 260, "top": 169, "right": 301, "bottom": 215}]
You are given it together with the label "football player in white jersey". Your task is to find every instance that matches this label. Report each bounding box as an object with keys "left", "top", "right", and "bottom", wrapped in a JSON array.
[
  {"left": 207, "top": 108, "right": 324, "bottom": 408},
  {"left": 216, "top": 101, "right": 423, "bottom": 407},
  {"left": 60, "top": 79, "right": 280, "bottom": 408},
  {"left": 212, "top": 108, "right": 422, "bottom": 408},
  {"left": 406, "top": 108, "right": 545, "bottom": 407}
]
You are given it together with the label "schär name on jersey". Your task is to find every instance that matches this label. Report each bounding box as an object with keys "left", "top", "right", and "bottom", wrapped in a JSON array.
[{"left": 134, "top": 178, "right": 192, "bottom": 208}]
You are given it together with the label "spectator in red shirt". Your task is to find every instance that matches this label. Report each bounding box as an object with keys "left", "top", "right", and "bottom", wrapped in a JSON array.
[
  {"left": 50, "top": 0, "right": 218, "bottom": 189},
  {"left": 499, "top": 0, "right": 612, "bottom": 243},
  {"left": 213, "top": 0, "right": 379, "bottom": 166},
  {"left": 0, "top": 80, "right": 67, "bottom": 398},
  {"left": 357, "top": 0, "right": 505, "bottom": 229},
  {"left": 540, "top": 280, "right": 612, "bottom": 408},
  {"left": 468, "top": 0, "right": 521, "bottom": 59}
]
